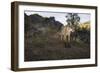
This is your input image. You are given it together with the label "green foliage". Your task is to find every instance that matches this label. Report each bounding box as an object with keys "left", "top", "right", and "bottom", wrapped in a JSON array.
[
  {"left": 76, "top": 28, "right": 90, "bottom": 44},
  {"left": 66, "top": 13, "right": 80, "bottom": 28}
]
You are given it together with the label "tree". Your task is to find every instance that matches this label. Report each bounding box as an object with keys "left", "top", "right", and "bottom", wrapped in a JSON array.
[
  {"left": 65, "top": 13, "right": 80, "bottom": 41},
  {"left": 66, "top": 13, "right": 80, "bottom": 29}
]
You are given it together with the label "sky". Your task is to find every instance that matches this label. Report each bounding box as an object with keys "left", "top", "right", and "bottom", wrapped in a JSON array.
[{"left": 25, "top": 10, "right": 90, "bottom": 25}]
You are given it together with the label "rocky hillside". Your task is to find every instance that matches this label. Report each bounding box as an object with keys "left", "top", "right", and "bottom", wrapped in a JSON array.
[{"left": 24, "top": 13, "right": 63, "bottom": 34}]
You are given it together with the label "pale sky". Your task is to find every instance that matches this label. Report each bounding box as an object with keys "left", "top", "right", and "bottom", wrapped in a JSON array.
[{"left": 25, "top": 11, "right": 90, "bottom": 25}]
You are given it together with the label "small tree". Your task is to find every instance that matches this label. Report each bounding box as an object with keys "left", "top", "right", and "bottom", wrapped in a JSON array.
[
  {"left": 66, "top": 13, "right": 80, "bottom": 41},
  {"left": 66, "top": 13, "right": 80, "bottom": 29}
]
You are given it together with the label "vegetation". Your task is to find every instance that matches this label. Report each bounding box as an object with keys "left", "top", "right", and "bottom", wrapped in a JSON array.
[{"left": 66, "top": 13, "right": 90, "bottom": 44}]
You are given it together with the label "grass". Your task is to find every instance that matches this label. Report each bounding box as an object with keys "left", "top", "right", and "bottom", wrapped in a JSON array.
[{"left": 24, "top": 31, "right": 90, "bottom": 61}]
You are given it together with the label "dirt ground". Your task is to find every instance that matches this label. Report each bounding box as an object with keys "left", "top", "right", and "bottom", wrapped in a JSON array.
[{"left": 24, "top": 33, "right": 90, "bottom": 61}]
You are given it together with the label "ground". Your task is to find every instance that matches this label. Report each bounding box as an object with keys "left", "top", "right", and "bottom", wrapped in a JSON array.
[{"left": 24, "top": 32, "right": 90, "bottom": 61}]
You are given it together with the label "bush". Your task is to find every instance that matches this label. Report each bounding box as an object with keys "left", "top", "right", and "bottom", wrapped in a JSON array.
[{"left": 77, "top": 28, "right": 90, "bottom": 44}]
